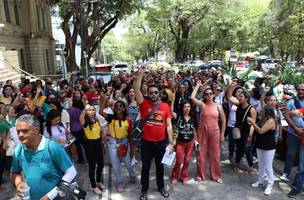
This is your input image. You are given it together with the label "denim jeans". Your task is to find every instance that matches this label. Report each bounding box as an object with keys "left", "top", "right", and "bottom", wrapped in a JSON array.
[
  {"left": 283, "top": 132, "right": 301, "bottom": 175},
  {"left": 292, "top": 144, "right": 304, "bottom": 191},
  {"left": 235, "top": 133, "right": 253, "bottom": 167},
  {"left": 227, "top": 127, "right": 235, "bottom": 159},
  {"left": 108, "top": 137, "right": 136, "bottom": 185}
]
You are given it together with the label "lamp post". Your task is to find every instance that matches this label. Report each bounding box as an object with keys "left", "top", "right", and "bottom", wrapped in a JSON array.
[{"left": 84, "top": 51, "right": 88, "bottom": 77}]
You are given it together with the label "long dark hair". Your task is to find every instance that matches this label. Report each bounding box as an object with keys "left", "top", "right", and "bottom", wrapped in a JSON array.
[
  {"left": 2, "top": 85, "right": 14, "bottom": 99},
  {"left": 46, "top": 109, "right": 64, "bottom": 137},
  {"left": 260, "top": 105, "right": 276, "bottom": 128},
  {"left": 72, "top": 99, "right": 84, "bottom": 110}
]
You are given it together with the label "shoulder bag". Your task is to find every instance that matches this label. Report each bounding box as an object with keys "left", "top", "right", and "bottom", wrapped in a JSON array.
[
  {"left": 130, "top": 101, "right": 161, "bottom": 139},
  {"left": 232, "top": 105, "right": 252, "bottom": 140}
]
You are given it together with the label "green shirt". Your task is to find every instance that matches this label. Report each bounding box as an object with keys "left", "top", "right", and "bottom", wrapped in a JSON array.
[{"left": 0, "top": 117, "right": 16, "bottom": 135}]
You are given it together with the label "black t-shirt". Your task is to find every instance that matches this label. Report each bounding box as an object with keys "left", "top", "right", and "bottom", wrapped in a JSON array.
[{"left": 175, "top": 116, "right": 196, "bottom": 142}]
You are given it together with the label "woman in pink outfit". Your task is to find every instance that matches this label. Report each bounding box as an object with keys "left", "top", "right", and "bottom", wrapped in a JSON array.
[{"left": 191, "top": 80, "right": 226, "bottom": 183}]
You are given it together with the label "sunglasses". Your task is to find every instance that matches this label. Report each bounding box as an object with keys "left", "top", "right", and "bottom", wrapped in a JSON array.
[
  {"left": 217, "top": 89, "right": 222, "bottom": 92},
  {"left": 149, "top": 91, "right": 159, "bottom": 95},
  {"left": 115, "top": 103, "right": 124, "bottom": 108},
  {"left": 204, "top": 92, "right": 213, "bottom": 96}
]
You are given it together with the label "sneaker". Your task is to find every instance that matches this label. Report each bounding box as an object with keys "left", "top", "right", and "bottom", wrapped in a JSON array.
[
  {"left": 158, "top": 188, "right": 170, "bottom": 198},
  {"left": 139, "top": 192, "right": 148, "bottom": 200},
  {"left": 280, "top": 173, "right": 289, "bottom": 182},
  {"left": 116, "top": 183, "right": 125, "bottom": 193},
  {"left": 264, "top": 186, "right": 272, "bottom": 195},
  {"left": 251, "top": 181, "right": 264, "bottom": 188},
  {"left": 287, "top": 189, "right": 299, "bottom": 198},
  {"left": 92, "top": 187, "right": 103, "bottom": 195},
  {"left": 130, "top": 176, "right": 138, "bottom": 184},
  {"left": 215, "top": 179, "right": 223, "bottom": 184},
  {"left": 221, "top": 159, "right": 231, "bottom": 165},
  {"left": 253, "top": 157, "right": 258, "bottom": 164}
]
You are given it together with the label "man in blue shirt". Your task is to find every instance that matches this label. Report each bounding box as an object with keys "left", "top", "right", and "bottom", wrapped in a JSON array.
[
  {"left": 286, "top": 84, "right": 304, "bottom": 198},
  {"left": 10, "top": 114, "right": 76, "bottom": 200},
  {"left": 280, "top": 84, "right": 304, "bottom": 182}
]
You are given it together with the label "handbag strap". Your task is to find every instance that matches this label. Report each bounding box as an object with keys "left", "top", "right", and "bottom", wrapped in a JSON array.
[
  {"left": 138, "top": 101, "right": 161, "bottom": 128},
  {"left": 239, "top": 105, "right": 252, "bottom": 130}
]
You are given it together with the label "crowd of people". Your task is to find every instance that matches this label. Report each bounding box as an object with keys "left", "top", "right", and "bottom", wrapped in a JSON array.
[{"left": 0, "top": 65, "right": 303, "bottom": 200}]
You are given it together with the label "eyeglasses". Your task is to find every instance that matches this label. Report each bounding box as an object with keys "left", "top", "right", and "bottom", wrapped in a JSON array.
[
  {"left": 297, "top": 89, "right": 304, "bottom": 92},
  {"left": 115, "top": 104, "right": 124, "bottom": 108},
  {"left": 204, "top": 92, "right": 213, "bottom": 96},
  {"left": 217, "top": 89, "right": 222, "bottom": 92},
  {"left": 149, "top": 91, "right": 159, "bottom": 95}
]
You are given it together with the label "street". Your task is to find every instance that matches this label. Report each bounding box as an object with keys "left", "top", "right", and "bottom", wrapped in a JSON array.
[{"left": 1, "top": 142, "right": 303, "bottom": 200}]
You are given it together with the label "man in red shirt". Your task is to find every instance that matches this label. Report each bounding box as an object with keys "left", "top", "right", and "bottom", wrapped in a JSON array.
[{"left": 133, "top": 67, "right": 173, "bottom": 200}]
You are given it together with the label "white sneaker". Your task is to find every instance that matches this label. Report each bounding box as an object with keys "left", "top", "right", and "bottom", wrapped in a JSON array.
[
  {"left": 279, "top": 173, "right": 289, "bottom": 182},
  {"left": 92, "top": 187, "right": 103, "bottom": 195},
  {"left": 251, "top": 181, "right": 264, "bottom": 188},
  {"left": 221, "top": 159, "right": 231, "bottom": 165},
  {"left": 264, "top": 186, "right": 272, "bottom": 195}
]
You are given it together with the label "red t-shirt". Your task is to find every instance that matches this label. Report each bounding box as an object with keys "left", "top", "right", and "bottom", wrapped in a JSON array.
[{"left": 139, "top": 99, "right": 171, "bottom": 142}]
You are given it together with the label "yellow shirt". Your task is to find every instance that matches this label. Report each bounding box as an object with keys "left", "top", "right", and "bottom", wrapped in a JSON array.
[
  {"left": 108, "top": 119, "right": 130, "bottom": 139},
  {"left": 165, "top": 88, "right": 173, "bottom": 102},
  {"left": 83, "top": 122, "right": 102, "bottom": 140},
  {"left": 0, "top": 95, "right": 12, "bottom": 105},
  {"left": 28, "top": 96, "right": 46, "bottom": 110}
]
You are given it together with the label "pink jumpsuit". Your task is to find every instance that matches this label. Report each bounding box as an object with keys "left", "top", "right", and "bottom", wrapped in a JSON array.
[{"left": 196, "top": 102, "right": 221, "bottom": 181}]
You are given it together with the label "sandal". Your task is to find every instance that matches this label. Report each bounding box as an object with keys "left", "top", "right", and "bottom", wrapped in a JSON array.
[
  {"left": 171, "top": 179, "right": 177, "bottom": 185},
  {"left": 182, "top": 180, "right": 189, "bottom": 185},
  {"left": 139, "top": 192, "right": 148, "bottom": 200},
  {"left": 248, "top": 168, "right": 256, "bottom": 176},
  {"left": 158, "top": 188, "right": 170, "bottom": 198}
]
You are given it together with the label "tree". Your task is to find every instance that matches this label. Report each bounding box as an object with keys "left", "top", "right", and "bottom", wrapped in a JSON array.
[
  {"left": 145, "top": 0, "right": 223, "bottom": 63},
  {"left": 50, "top": 0, "right": 141, "bottom": 72}
]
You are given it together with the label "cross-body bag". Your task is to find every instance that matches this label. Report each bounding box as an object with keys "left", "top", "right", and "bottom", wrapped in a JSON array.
[
  {"left": 232, "top": 105, "right": 252, "bottom": 140},
  {"left": 130, "top": 101, "right": 161, "bottom": 139}
]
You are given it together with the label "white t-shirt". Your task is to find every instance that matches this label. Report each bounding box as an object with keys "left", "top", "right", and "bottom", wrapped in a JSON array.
[
  {"left": 61, "top": 109, "right": 70, "bottom": 129},
  {"left": 43, "top": 125, "right": 67, "bottom": 144},
  {"left": 9, "top": 127, "right": 20, "bottom": 145}
]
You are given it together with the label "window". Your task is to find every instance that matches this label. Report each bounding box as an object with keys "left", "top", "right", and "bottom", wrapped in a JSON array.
[
  {"left": 45, "top": 50, "right": 50, "bottom": 71},
  {"left": 42, "top": 8, "right": 46, "bottom": 30},
  {"left": 14, "top": 1, "right": 19, "bottom": 25},
  {"left": 19, "top": 49, "right": 25, "bottom": 69},
  {"left": 3, "top": 0, "right": 11, "bottom": 23},
  {"left": 36, "top": 5, "right": 41, "bottom": 30}
]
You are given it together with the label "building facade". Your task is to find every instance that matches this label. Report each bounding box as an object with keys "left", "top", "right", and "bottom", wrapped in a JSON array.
[{"left": 0, "top": 0, "right": 55, "bottom": 75}]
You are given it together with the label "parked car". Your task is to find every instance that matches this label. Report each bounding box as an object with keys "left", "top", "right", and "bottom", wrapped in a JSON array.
[{"left": 261, "top": 59, "right": 280, "bottom": 71}]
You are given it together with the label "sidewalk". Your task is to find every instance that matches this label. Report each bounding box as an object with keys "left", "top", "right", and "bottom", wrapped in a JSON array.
[{"left": 1, "top": 142, "right": 303, "bottom": 200}]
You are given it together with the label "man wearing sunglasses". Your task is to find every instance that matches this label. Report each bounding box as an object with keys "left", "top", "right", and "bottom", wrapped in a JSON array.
[
  {"left": 133, "top": 67, "right": 173, "bottom": 200},
  {"left": 284, "top": 84, "right": 304, "bottom": 198}
]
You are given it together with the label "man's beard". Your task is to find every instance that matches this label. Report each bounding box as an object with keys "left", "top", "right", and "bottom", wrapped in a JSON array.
[{"left": 149, "top": 96, "right": 158, "bottom": 103}]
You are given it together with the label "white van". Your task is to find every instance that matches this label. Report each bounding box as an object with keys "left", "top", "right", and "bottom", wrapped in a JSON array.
[{"left": 112, "top": 62, "right": 129, "bottom": 74}]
